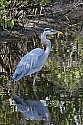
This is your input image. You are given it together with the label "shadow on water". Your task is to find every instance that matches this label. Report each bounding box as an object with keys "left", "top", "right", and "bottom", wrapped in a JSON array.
[{"left": 0, "top": 31, "right": 83, "bottom": 125}]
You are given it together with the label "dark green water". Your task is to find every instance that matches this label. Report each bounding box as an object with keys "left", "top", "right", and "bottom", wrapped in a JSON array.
[{"left": 0, "top": 33, "right": 83, "bottom": 125}]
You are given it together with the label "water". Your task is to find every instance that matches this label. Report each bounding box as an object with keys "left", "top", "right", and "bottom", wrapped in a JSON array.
[{"left": 0, "top": 33, "right": 83, "bottom": 125}]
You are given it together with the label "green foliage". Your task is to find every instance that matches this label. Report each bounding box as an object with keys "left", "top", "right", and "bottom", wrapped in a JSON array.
[
  {"left": 0, "top": 13, "right": 16, "bottom": 29},
  {"left": 25, "top": 0, "right": 55, "bottom": 4},
  {"left": 0, "top": 0, "right": 15, "bottom": 29},
  {"left": 39, "top": 0, "right": 51, "bottom": 4},
  {"left": 39, "top": 0, "right": 62, "bottom": 4},
  {"left": 25, "top": 0, "right": 33, "bottom": 3},
  {"left": 0, "top": 0, "right": 8, "bottom": 7}
]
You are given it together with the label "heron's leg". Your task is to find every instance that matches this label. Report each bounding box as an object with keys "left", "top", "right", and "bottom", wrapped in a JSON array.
[{"left": 33, "top": 72, "right": 38, "bottom": 100}]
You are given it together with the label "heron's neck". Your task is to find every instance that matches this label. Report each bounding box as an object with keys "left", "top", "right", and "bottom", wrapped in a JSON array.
[
  {"left": 45, "top": 43, "right": 51, "bottom": 56},
  {"left": 42, "top": 33, "right": 51, "bottom": 56}
]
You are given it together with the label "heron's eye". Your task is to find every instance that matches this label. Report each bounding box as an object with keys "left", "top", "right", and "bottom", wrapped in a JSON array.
[{"left": 51, "top": 29, "right": 54, "bottom": 32}]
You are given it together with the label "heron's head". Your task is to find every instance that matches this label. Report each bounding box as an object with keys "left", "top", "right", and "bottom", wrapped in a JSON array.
[
  {"left": 43, "top": 28, "right": 63, "bottom": 37},
  {"left": 42, "top": 28, "right": 63, "bottom": 45}
]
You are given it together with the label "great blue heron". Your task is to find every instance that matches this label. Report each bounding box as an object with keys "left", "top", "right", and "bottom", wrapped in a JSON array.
[{"left": 12, "top": 28, "right": 63, "bottom": 98}]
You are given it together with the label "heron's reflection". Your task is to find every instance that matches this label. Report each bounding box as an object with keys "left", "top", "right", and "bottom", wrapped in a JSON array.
[{"left": 12, "top": 95, "right": 51, "bottom": 125}]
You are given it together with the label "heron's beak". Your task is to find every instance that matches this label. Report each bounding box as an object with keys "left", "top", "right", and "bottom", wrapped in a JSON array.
[
  {"left": 53, "top": 31, "right": 63, "bottom": 35},
  {"left": 59, "top": 32, "right": 63, "bottom": 35}
]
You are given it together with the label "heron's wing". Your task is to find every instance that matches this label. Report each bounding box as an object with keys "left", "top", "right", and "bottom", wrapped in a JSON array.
[{"left": 13, "top": 48, "right": 44, "bottom": 81}]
